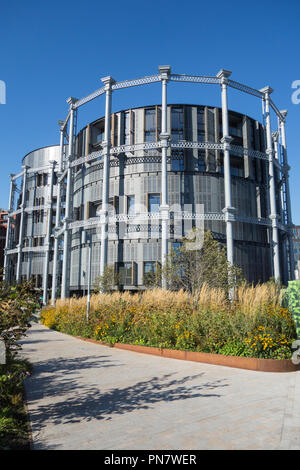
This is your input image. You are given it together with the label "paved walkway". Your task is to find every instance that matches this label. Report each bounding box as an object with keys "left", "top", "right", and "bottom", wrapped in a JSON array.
[{"left": 20, "top": 321, "right": 300, "bottom": 450}]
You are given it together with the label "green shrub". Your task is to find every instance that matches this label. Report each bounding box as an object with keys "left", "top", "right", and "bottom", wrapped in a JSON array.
[{"left": 216, "top": 339, "right": 252, "bottom": 357}]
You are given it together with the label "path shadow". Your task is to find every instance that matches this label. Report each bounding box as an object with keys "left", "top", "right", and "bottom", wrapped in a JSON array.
[
  {"left": 25, "top": 355, "right": 229, "bottom": 434},
  {"left": 25, "top": 355, "right": 122, "bottom": 400}
]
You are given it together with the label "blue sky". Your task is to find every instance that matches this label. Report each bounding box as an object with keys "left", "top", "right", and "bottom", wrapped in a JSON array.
[{"left": 0, "top": 0, "right": 299, "bottom": 223}]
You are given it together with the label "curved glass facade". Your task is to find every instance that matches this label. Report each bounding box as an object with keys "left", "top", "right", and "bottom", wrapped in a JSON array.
[{"left": 4, "top": 102, "right": 292, "bottom": 299}]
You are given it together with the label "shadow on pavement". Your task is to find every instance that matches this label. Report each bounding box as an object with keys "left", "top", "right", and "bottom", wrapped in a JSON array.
[{"left": 25, "top": 353, "right": 229, "bottom": 434}]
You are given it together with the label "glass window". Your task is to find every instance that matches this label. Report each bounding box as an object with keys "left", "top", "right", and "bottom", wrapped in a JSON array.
[
  {"left": 197, "top": 108, "right": 205, "bottom": 142},
  {"left": 127, "top": 195, "right": 135, "bottom": 215},
  {"left": 124, "top": 112, "right": 130, "bottom": 145},
  {"left": 171, "top": 155, "right": 184, "bottom": 171},
  {"left": 230, "top": 156, "right": 244, "bottom": 177},
  {"left": 145, "top": 108, "right": 156, "bottom": 130},
  {"left": 171, "top": 107, "right": 184, "bottom": 130},
  {"left": 119, "top": 262, "right": 132, "bottom": 285},
  {"left": 172, "top": 130, "right": 184, "bottom": 142},
  {"left": 198, "top": 151, "right": 206, "bottom": 171},
  {"left": 148, "top": 194, "right": 160, "bottom": 213},
  {"left": 145, "top": 131, "right": 156, "bottom": 142},
  {"left": 145, "top": 108, "right": 156, "bottom": 142},
  {"left": 144, "top": 261, "right": 157, "bottom": 275},
  {"left": 95, "top": 127, "right": 104, "bottom": 144}
]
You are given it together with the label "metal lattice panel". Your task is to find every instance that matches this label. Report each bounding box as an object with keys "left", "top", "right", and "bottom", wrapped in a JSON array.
[
  {"left": 170, "top": 74, "right": 220, "bottom": 84},
  {"left": 170, "top": 141, "right": 223, "bottom": 150},
  {"left": 112, "top": 75, "right": 161, "bottom": 91},
  {"left": 74, "top": 87, "right": 106, "bottom": 109},
  {"left": 269, "top": 99, "right": 284, "bottom": 121},
  {"left": 227, "top": 79, "right": 263, "bottom": 99},
  {"left": 111, "top": 142, "right": 162, "bottom": 154}
]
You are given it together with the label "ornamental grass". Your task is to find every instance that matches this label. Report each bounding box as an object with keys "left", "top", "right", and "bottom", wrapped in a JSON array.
[{"left": 40, "top": 283, "right": 297, "bottom": 359}]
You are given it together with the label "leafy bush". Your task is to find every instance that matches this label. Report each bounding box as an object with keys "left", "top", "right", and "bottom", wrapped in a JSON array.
[
  {"left": 216, "top": 339, "right": 252, "bottom": 357},
  {"left": 0, "top": 280, "right": 39, "bottom": 450},
  {"left": 0, "top": 281, "right": 40, "bottom": 361}
]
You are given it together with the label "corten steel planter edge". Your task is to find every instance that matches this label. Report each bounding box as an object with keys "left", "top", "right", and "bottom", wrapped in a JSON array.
[{"left": 72, "top": 335, "right": 300, "bottom": 372}]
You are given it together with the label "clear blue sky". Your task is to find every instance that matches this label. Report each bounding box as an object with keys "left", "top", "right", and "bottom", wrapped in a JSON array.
[{"left": 0, "top": 0, "right": 299, "bottom": 223}]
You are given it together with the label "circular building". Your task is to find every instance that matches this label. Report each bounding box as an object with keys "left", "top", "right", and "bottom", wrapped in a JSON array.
[{"left": 4, "top": 67, "right": 295, "bottom": 303}]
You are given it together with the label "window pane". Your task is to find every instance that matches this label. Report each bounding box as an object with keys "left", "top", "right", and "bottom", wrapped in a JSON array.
[
  {"left": 124, "top": 112, "right": 130, "bottom": 145},
  {"left": 145, "top": 131, "right": 156, "bottom": 142},
  {"left": 198, "top": 151, "right": 206, "bottom": 171},
  {"left": 171, "top": 107, "right": 184, "bottom": 129},
  {"left": 127, "top": 196, "right": 135, "bottom": 215},
  {"left": 145, "top": 109, "right": 156, "bottom": 131},
  {"left": 172, "top": 130, "right": 184, "bottom": 142},
  {"left": 119, "top": 262, "right": 132, "bottom": 285},
  {"left": 148, "top": 194, "right": 160, "bottom": 213},
  {"left": 171, "top": 157, "right": 184, "bottom": 171},
  {"left": 144, "top": 261, "right": 156, "bottom": 274}
]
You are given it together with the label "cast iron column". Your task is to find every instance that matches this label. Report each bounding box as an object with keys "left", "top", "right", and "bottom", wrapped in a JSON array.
[
  {"left": 217, "top": 69, "right": 235, "bottom": 266},
  {"left": 3, "top": 174, "right": 15, "bottom": 281},
  {"left": 279, "top": 110, "right": 295, "bottom": 279},
  {"left": 260, "top": 86, "right": 280, "bottom": 281},
  {"left": 51, "top": 121, "right": 65, "bottom": 305},
  {"left": 159, "top": 65, "right": 171, "bottom": 289},
  {"left": 42, "top": 160, "right": 56, "bottom": 305},
  {"left": 16, "top": 166, "right": 28, "bottom": 283},
  {"left": 99, "top": 76, "right": 114, "bottom": 279},
  {"left": 61, "top": 98, "right": 77, "bottom": 298}
]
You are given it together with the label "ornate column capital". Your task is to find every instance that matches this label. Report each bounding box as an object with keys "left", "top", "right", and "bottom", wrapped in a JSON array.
[
  {"left": 66, "top": 96, "right": 78, "bottom": 108},
  {"left": 158, "top": 65, "right": 171, "bottom": 80},
  {"left": 101, "top": 76, "right": 115, "bottom": 90},
  {"left": 280, "top": 109, "right": 288, "bottom": 122},
  {"left": 259, "top": 86, "right": 274, "bottom": 97},
  {"left": 216, "top": 69, "right": 232, "bottom": 84},
  {"left": 58, "top": 120, "right": 65, "bottom": 132},
  {"left": 221, "top": 135, "right": 233, "bottom": 150},
  {"left": 222, "top": 206, "right": 236, "bottom": 222}
]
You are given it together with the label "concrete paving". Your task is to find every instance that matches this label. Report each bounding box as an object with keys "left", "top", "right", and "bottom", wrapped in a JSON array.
[{"left": 20, "top": 321, "right": 300, "bottom": 450}]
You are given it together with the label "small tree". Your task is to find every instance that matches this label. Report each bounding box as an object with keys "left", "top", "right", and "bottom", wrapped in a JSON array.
[
  {"left": 143, "top": 264, "right": 162, "bottom": 289},
  {"left": 163, "top": 229, "right": 244, "bottom": 296},
  {"left": 93, "top": 265, "right": 120, "bottom": 293}
]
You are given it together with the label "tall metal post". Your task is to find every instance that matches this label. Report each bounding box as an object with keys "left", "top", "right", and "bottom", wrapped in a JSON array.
[
  {"left": 42, "top": 160, "right": 56, "bottom": 305},
  {"left": 260, "top": 87, "right": 281, "bottom": 281},
  {"left": 3, "top": 174, "right": 15, "bottom": 281},
  {"left": 273, "top": 132, "right": 288, "bottom": 284},
  {"left": 16, "top": 166, "right": 28, "bottom": 283},
  {"left": 159, "top": 65, "right": 171, "bottom": 289},
  {"left": 99, "top": 76, "right": 114, "bottom": 279},
  {"left": 279, "top": 110, "right": 295, "bottom": 279},
  {"left": 217, "top": 69, "right": 235, "bottom": 266},
  {"left": 51, "top": 121, "right": 65, "bottom": 305},
  {"left": 61, "top": 98, "right": 77, "bottom": 299},
  {"left": 82, "top": 230, "right": 92, "bottom": 321},
  {"left": 27, "top": 171, "right": 38, "bottom": 280}
]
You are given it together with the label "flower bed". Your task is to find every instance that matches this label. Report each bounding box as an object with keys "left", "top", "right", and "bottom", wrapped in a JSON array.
[{"left": 41, "top": 284, "right": 298, "bottom": 363}]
